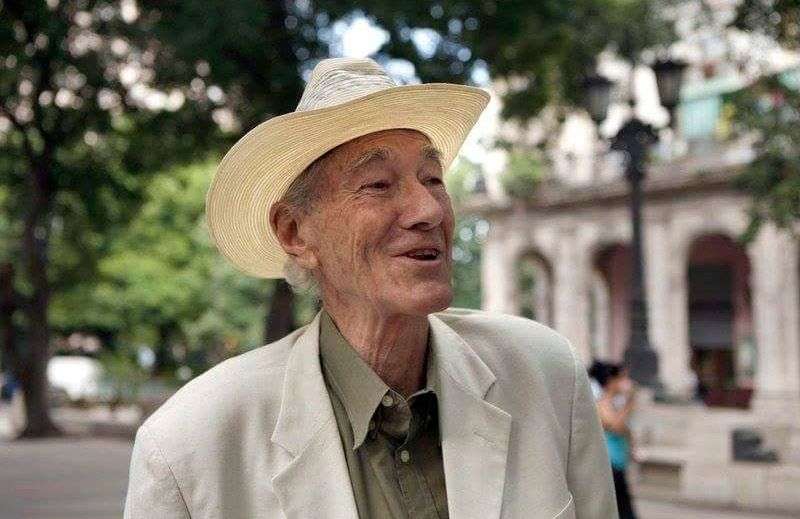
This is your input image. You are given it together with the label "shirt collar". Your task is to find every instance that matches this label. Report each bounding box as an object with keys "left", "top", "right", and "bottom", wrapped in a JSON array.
[{"left": 318, "top": 310, "right": 438, "bottom": 449}]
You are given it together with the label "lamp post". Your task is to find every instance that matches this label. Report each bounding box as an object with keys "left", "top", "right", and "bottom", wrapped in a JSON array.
[{"left": 583, "top": 60, "right": 687, "bottom": 388}]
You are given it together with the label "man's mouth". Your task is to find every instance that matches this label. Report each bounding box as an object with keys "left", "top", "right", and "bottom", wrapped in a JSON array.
[{"left": 402, "top": 248, "right": 442, "bottom": 261}]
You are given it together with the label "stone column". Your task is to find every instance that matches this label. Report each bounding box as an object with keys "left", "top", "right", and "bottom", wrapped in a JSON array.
[
  {"left": 481, "top": 216, "right": 519, "bottom": 315},
  {"left": 553, "top": 226, "right": 592, "bottom": 363},
  {"left": 647, "top": 215, "right": 695, "bottom": 396},
  {"left": 749, "top": 225, "right": 800, "bottom": 418},
  {"left": 784, "top": 236, "right": 800, "bottom": 414},
  {"left": 590, "top": 269, "right": 612, "bottom": 360}
]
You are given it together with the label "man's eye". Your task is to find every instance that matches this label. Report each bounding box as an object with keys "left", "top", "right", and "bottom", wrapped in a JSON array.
[
  {"left": 362, "top": 181, "right": 390, "bottom": 190},
  {"left": 426, "top": 177, "right": 444, "bottom": 186}
]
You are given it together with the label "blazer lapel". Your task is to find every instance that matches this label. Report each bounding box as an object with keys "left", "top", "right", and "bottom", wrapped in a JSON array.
[
  {"left": 270, "top": 313, "right": 359, "bottom": 519},
  {"left": 429, "top": 314, "right": 513, "bottom": 519}
]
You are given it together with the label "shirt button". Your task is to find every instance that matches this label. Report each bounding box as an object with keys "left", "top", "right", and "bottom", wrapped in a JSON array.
[
  {"left": 368, "top": 420, "right": 376, "bottom": 431},
  {"left": 399, "top": 450, "right": 411, "bottom": 463},
  {"left": 381, "top": 394, "right": 394, "bottom": 407}
]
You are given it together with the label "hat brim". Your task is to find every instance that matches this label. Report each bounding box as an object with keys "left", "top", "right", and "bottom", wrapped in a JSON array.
[{"left": 205, "top": 83, "right": 490, "bottom": 279}]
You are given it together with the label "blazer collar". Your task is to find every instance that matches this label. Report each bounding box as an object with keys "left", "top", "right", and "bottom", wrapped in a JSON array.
[
  {"left": 270, "top": 311, "right": 512, "bottom": 519},
  {"left": 429, "top": 313, "right": 512, "bottom": 519},
  {"left": 271, "top": 312, "right": 331, "bottom": 456},
  {"left": 270, "top": 313, "right": 360, "bottom": 519},
  {"left": 428, "top": 313, "right": 496, "bottom": 398}
]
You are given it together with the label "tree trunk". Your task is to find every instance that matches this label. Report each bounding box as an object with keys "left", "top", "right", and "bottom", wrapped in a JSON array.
[
  {"left": 19, "top": 160, "right": 61, "bottom": 438},
  {"left": 264, "top": 280, "right": 296, "bottom": 344},
  {"left": 257, "top": 3, "right": 301, "bottom": 347},
  {"left": 154, "top": 324, "right": 177, "bottom": 375},
  {"left": 1, "top": 263, "right": 18, "bottom": 374}
]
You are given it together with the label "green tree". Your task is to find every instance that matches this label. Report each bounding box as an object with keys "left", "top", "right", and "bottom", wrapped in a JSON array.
[
  {"left": 84, "top": 161, "right": 270, "bottom": 376},
  {"left": 446, "top": 157, "right": 485, "bottom": 308},
  {"left": 0, "top": 1, "right": 163, "bottom": 436},
  {"left": 735, "top": 0, "right": 800, "bottom": 50},
  {"left": 500, "top": 150, "right": 545, "bottom": 199},
  {"left": 0, "top": 0, "right": 321, "bottom": 436},
  {"left": 729, "top": 72, "right": 800, "bottom": 240},
  {"left": 314, "top": 0, "right": 674, "bottom": 121},
  {"left": 450, "top": 215, "right": 488, "bottom": 309},
  {"left": 731, "top": 1, "right": 800, "bottom": 236}
]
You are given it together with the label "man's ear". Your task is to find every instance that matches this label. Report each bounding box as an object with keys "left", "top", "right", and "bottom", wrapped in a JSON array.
[{"left": 269, "top": 203, "right": 320, "bottom": 270}]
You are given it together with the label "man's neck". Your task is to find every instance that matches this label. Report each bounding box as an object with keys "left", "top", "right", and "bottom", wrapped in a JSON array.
[{"left": 323, "top": 303, "right": 429, "bottom": 398}]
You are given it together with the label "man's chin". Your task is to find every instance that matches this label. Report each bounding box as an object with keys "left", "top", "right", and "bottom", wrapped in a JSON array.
[{"left": 401, "top": 282, "right": 453, "bottom": 315}]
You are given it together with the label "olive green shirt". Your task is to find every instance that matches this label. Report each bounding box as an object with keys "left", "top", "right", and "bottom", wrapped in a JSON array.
[{"left": 318, "top": 311, "right": 449, "bottom": 519}]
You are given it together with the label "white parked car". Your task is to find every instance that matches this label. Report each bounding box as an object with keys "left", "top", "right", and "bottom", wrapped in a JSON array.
[{"left": 47, "top": 355, "right": 112, "bottom": 403}]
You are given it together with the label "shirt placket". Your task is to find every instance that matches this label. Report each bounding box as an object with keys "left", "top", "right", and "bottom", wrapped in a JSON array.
[{"left": 381, "top": 389, "right": 441, "bottom": 519}]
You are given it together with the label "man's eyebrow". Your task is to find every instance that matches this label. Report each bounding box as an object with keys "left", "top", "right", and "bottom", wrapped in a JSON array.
[
  {"left": 345, "top": 144, "right": 443, "bottom": 175},
  {"left": 347, "top": 147, "right": 391, "bottom": 174}
]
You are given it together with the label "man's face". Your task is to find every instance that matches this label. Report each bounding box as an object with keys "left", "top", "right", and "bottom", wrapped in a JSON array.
[{"left": 301, "top": 129, "right": 455, "bottom": 317}]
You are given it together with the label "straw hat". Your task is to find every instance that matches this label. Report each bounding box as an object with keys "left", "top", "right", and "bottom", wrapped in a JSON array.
[{"left": 205, "top": 57, "right": 489, "bottom": 278}]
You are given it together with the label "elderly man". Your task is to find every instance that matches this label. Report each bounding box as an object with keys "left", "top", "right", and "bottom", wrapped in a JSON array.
[{"left": 124, "top": 58, "right": 618, "bottom": 519}]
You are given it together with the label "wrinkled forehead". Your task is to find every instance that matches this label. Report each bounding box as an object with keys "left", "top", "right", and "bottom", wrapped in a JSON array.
[{"left": 325, "top": 128, "right": 442, "bottom": 171}]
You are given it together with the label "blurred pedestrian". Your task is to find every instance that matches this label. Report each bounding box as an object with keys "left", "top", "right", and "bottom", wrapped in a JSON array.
[
  {"left": 587, "top": 361, "right": 604, "bottom": 400},
  {"left": 1, "top": 370, "right": 18, "bottom": 403},
  {"left": 0, "top": 370, "right": 26, "bottom": 437},
  {"left": 590, "top": 360, "right": 638, "bottom": 519}
]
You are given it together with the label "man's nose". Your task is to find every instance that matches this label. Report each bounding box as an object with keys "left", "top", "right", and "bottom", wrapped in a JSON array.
[{"left": 398, "top": 180, "right": 445, "bottom": 231}]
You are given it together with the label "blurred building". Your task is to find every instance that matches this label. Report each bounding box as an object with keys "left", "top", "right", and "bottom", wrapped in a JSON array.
[{"left": 468, "top": 53, "right": 800, "bottom": 513}]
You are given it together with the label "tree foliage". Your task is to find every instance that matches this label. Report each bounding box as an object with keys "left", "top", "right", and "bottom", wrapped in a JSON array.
[
  {"left": 451, "top": 216, "right": 487, "bottom": 310},
  {"left": 446, "top": 158, "right": 484, "bottom": 309},
  {"left": 314, "top": 0, "right": 674, "bottom": 121},
  {"left": 729, "top": 72, "right": 800, "bottom": 239},
  {"left": 84, "top": 161, "right": 270, "bottom": 375},
  {"left": 735, "top": 0, "right": 800, "bottom": 50},
  {"left": 0, "top": 0, "right": 167, "bottom": 435},
  {"left": 731, "top": 0, "right": 800, "bottom": 236},
  {"left": 500, "top": 150, "right": 545, "bottom": 199}
]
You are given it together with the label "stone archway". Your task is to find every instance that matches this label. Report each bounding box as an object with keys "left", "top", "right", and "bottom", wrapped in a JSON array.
[
  {"left": 686, "top": 233, "right": 754, "bottom": 408},
  {"left": 593, "top": 243, "right": 633, "bottom": 362},
  {"left": 516, "top": 251, "right": 553, "bottom": 326},
  {"left": 589, "top": 268, "right": 612, "bottom": 361}
]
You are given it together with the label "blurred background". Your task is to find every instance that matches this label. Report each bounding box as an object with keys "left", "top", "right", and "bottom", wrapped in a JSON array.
[{"left": 1, "top": 0, "right": 799, "bottom": 518}]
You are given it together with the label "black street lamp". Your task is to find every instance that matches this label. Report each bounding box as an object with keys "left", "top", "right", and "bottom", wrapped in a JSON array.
[
  {"left": 583, "top": 60, "right": 686, "bottom": 388},
  {"left": 652, "top": 59, "right": 688, "bottom": 119},
  {"left": 583, "top": 74, "right": 614, "bottom": 125}
]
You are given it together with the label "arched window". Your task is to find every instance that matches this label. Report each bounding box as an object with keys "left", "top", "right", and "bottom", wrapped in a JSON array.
[
  {"left": 593, "top": 243, "right": 632, "bottom": 361},
  {"left": 516, "top": 253, "right": 553, "bottom": 326},
  {"left": 687, "top": 234, "right": 753, "bottom": 408}
]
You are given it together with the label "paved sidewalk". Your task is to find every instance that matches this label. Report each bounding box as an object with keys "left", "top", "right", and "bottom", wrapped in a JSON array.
[
  {"left": 0, "top": 437, "right": 133, "bottom": 519},
  {"left": 0, "top": 435, "right": 795, "bottom": 519},
  {"left": 636, "top": 498, "right": 795, "bottom": 519}
]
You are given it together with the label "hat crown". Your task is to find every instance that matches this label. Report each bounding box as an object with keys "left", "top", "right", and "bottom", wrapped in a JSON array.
[{"left": 296, "top": 58, "right": 397, "bottom": 112}]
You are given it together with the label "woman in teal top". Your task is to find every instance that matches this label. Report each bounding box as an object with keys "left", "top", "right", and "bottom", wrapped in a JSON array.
[
  {"left": 605, "top": 429, "right": 630, "bottom": 471},
  {"left": 589, "top": 361, "right": 637, "bottom": 519}
]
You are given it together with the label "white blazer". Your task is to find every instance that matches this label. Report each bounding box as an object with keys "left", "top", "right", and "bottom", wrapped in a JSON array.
[{"left": 124, "top": 309, "right": 618, "bottom": 518}]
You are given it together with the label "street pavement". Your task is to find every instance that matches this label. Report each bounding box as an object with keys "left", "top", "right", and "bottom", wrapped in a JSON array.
[
  {"left": 635, "top": 499, "right": 795, "bottom": 519},
  {"left": 0, "top": 437, "right": 132, "bottom": 519},
  {"left": 0, "top": 436, "right": 795, "bottom": 519}
]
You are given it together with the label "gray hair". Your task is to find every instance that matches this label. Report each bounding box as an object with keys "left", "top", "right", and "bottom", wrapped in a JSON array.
[{"left": 278, "top": 151, "right": 332, "bottom": 298}]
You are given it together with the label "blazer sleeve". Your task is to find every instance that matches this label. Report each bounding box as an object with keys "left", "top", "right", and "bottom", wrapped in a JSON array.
[
  {"left": 124, "top": 424, "right": 191, "bottom": 519},
  {"left": 566, "top": 347, "right": 619, "bottom": 519}
]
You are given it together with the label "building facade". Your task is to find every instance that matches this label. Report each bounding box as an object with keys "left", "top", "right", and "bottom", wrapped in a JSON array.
[{"left": 473, "top": 128, "right": 800, "bottom": 514}]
